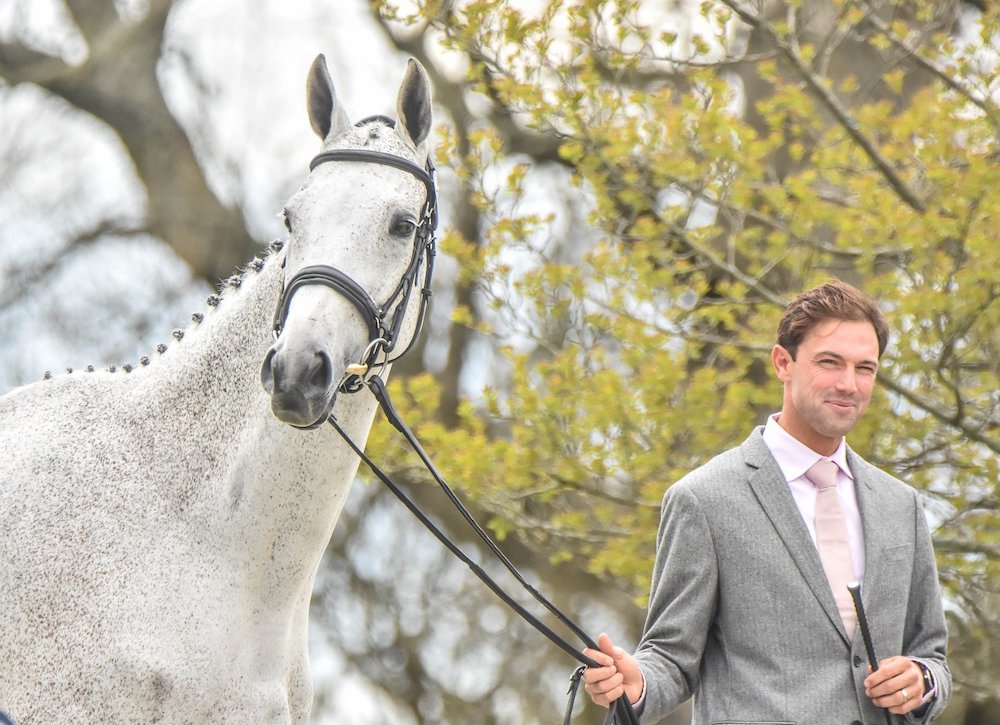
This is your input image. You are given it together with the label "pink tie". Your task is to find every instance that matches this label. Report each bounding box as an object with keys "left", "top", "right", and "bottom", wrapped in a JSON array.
[{"left": 805, "top": 460, "right": 857, "bottom": 639}]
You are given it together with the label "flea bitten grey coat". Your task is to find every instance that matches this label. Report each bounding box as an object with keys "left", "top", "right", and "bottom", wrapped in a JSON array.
[{"left": 634, "top": 428, "right": 950, "bottom": 725}]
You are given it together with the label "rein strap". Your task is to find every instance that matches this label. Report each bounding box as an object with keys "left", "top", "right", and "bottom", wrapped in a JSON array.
[{"left": 328, "top": 376, "right": 639, "bottom": 725}]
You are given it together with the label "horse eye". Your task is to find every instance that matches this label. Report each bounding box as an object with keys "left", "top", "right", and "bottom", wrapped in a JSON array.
[
  {"left": 283, "top": 210, "right": 293, "bottom": 233},
  {"left": 391, "top": 217, "right": 416, "bottom": 238}
]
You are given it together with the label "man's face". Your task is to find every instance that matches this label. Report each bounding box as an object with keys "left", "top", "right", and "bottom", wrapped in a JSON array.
[{"left": 771, "top": 318, "right": 880, "bottom": 454}]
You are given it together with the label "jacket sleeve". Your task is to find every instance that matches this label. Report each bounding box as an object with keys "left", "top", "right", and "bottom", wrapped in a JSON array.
[
  {"left": 633, "top": 484, "right": 718, "bottom": 723},
  {"left": 903, "top": 493, "right": 951, "bottom": 723}
]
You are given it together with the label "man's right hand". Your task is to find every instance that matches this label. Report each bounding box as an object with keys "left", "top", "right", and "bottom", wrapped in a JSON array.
[{"left": 581, "top": 633, "right": 644, "bottom": 708}]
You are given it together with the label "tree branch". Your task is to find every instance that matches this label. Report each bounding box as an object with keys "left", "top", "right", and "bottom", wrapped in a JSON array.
[
  {"left": 0, "top": 219, "right": 147, "bottom": 311},
  {"left": 858, "top": 0, "right": 1000, "bottom": 129},
  {"left": 374, "top": 5, "right": 566, "bottom": 164},
  {"left": 878, "top": 374, "right": 999, "bottom": 455},
  {"left": 1, "top": 0, "right": 254, "bottom": 284},
  {"left": 720, "top": 0, "right": 927, "bottom": 213},
  {"left": 0, "top": 39, "right": 67, "bottom": 86}
]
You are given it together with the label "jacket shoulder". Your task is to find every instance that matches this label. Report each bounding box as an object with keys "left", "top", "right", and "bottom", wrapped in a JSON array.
[
  {"left": 668, "top": 429, "right": 767, "bottom": 499},
  {"left": 847, "top": 448, "right": 922, "bottom": 506}
]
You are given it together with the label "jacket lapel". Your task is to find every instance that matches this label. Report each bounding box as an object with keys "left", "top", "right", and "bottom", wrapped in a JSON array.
[
  {"left": 742, "top": 431, "right": 852, "bottom": 644},
  {"left": 850, "top": 450, "right": 894, "bottom": 622}
]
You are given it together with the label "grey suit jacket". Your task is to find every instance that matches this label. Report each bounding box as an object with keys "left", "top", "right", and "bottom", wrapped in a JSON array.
[{"left": 634, "top": 428, "right": 951, "bottom": 725}]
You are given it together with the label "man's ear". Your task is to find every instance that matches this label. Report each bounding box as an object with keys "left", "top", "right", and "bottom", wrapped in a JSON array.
[{"left": 771, "top": 344, "right": 793, "bottom": 382}]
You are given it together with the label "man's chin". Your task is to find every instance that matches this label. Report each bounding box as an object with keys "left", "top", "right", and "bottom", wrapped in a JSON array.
[{"left": 816, "top": 415, "right": 860, "bottom": 439}]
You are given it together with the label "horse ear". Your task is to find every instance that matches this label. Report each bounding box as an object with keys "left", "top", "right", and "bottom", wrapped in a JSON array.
[
  {"left": 395, "top": 58, "right": 432, "bottom": 154},
  {"left": 307, "top": 54, "right": 351, "bottom": 142}
]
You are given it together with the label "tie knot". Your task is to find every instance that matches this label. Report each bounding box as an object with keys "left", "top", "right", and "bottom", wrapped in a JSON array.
[{"left": 805, "top": 459, "right": 839, "bottom": 489}]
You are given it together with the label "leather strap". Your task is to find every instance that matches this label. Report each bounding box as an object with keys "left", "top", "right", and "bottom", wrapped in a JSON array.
[{"left": 328, "top": 376, "right": 639, "bottom": 724}]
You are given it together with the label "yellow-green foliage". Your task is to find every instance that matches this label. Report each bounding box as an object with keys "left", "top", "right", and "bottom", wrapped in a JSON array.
[{"left": 371, "top": 0, "right": 999, "bottom": 627}]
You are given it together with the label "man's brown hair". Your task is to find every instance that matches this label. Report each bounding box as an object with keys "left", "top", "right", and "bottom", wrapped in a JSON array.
[{"left": 776, "top": 280, "right": 890, "bottom": 359}]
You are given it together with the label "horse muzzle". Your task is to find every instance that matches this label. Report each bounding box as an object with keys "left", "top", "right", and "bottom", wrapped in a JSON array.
[{"left": 260, "top": 343, "right": 337, "bottom": 428}]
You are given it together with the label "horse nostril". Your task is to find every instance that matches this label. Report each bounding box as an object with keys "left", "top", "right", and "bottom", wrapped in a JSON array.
[
  {"left": 260, "top": 343, "right": 337, "bottom": 428},
  {"left": 260, "top": 348, "right": 278, "bottom": 394},
  {"left": 309, "top": 350, "right": 334, "bottom": 392}
]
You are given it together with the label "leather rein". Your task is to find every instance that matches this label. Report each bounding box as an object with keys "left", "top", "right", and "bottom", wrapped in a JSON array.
[{"left": 273, "top": 126, "right": 638, "bottom": 725}]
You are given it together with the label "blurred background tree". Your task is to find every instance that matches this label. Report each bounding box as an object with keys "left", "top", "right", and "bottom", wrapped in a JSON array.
[{"left": 0, "top": 1, "right": 997, "bottom": 723}]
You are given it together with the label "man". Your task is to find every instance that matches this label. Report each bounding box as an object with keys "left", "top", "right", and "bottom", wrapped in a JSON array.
[{"left": 583, "top": 281, "right": 950, "bottom": 724}]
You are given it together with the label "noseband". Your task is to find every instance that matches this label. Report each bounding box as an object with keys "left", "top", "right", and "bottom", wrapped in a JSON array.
[{"left": 271, "top": 122, "right": 438, "bottom": 394}]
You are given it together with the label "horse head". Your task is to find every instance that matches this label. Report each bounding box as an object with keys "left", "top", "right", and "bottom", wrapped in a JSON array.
[{"left": 261, "top": 55, "right": 435, "bottom": 428}]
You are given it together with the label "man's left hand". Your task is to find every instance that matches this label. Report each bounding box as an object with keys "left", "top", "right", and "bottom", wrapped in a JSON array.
[{"left": 864, "top": 656, "right": 925, "bottom": 715}]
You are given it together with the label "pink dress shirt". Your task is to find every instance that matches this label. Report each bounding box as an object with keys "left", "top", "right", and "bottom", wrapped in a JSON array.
[{"left": 761, "top": 414, "right": 866, "bottom": 579}]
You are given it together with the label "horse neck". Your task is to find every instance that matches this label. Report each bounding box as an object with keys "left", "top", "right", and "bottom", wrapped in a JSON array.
[
  {"left": 149, "top": 250, "right": 285, "bottom": 429},
  {"left": 146, "top": 247, "right": 381, "bottom": 590}
]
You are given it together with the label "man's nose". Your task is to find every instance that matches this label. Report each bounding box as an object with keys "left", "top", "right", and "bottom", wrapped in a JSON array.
[{"left": 835, "top": 367, "right": 859, "bottom": 393}]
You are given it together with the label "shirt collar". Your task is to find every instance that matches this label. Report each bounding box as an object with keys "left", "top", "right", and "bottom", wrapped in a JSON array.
[{"left": 762, "top": 413, "right": 852, "bottom": 483}]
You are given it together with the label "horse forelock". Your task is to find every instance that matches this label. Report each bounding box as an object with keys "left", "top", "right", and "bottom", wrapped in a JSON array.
[{"left": 325, "top": 115, "right": 427, "bottom": 165}]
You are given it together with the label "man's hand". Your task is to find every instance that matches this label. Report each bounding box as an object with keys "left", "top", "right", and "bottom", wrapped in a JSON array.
[
  {"left": 581, "top": 633, "right": 644, "bottom": 708},
  {"left": 864, "top": 656, "right": 926, "bottom": 715}
]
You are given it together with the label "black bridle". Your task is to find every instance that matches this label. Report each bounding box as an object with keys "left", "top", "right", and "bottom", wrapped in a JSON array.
[
  {"left": 274, "top": 123, "right": 638, "bottom": 724},
  {"left": 272, "top": 133, "right": 438, "bottom": 394}
]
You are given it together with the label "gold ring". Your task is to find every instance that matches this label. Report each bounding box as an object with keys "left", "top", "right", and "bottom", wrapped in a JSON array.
[{"left": 901, "top": 687, "right": 910, "bottom": 704}]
